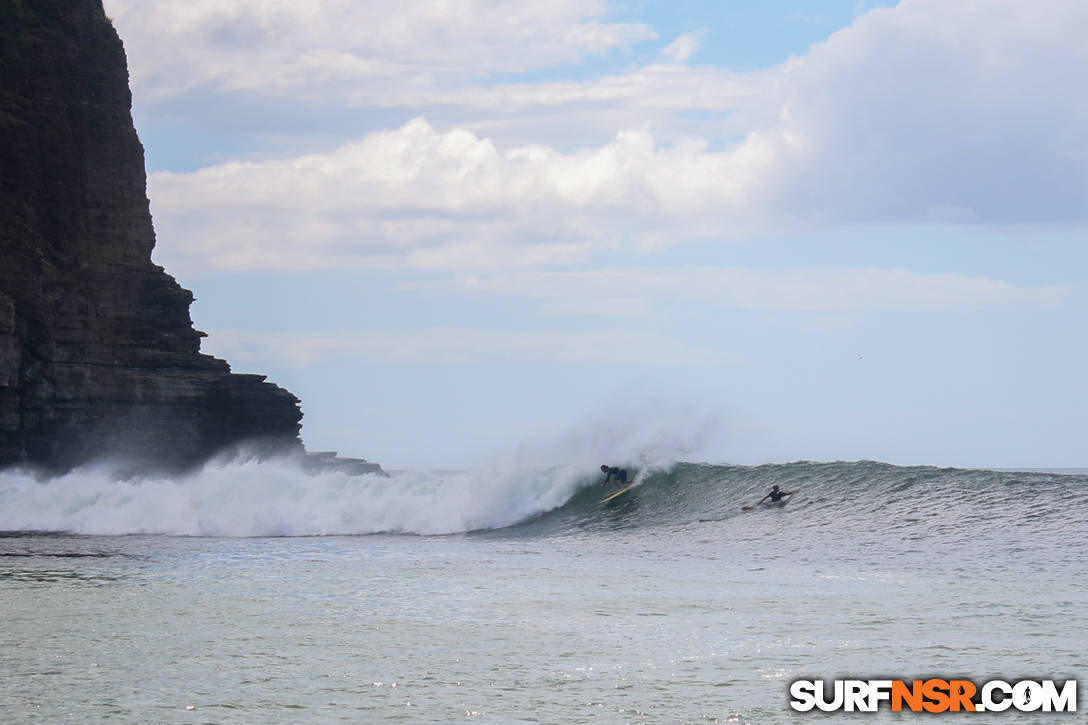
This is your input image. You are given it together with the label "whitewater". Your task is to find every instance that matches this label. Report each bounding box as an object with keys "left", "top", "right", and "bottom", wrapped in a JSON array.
[
  {"left": 2, "top": 438, "right": 1086, "bottom": 722},
  {"left": 2, "top": 455, "right": 1085, "bottom": 541},
  {"left": 0, "top": 405, "right": 720, "bottom": 537}
]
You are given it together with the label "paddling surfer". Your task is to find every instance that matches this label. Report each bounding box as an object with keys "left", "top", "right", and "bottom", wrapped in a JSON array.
[{"left": 759, "top": 484, "right": 794, "bottom": 504}]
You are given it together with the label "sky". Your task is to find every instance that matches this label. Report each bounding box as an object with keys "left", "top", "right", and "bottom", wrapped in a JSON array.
[{"left": 102, "top": 0, "right": 1088, "bottom": 469}]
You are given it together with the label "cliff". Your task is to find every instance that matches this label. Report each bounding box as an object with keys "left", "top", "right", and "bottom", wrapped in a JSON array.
[{"left": 0, "top": 0, "right": 305, "bottom": 474}]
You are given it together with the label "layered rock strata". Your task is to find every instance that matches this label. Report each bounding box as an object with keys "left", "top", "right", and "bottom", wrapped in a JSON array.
[{"left": 0, "top": 0, "right": 304, "bottom": 473}]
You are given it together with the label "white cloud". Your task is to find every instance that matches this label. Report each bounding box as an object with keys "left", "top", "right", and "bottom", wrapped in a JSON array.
[
  {"left": 758, "top": 0, "right": 1088, "bottom": 225},
  {"left": 660, "top": 32, "right": 703, "bottom": 64},
  {"left": 148, "top": 119, "right": 772, "bottom": 272},
  {"left": 105, "top": 0, "right": 656, "bottom": 100},
  {"left": 138, "top": 0, "right": 1088, "bottom": 273},
  {"left": 413, "top": 267, "right": 1071, "bottom": 316},
  {"left": 202, "top": 327, "right": 720, "bottom": 367},
  {"left": 192, "top": 265, "right": 1067, "bottom": 369}
]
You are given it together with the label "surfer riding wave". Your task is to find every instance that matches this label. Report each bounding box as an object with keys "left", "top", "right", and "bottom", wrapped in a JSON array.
[{"left": 600, "top": 465, "right": 629, "bottom": 488}]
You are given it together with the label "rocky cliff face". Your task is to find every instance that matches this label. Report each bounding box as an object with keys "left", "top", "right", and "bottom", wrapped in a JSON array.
[{"left": 0, "top": 0, "right": 303, "bottom": 473}]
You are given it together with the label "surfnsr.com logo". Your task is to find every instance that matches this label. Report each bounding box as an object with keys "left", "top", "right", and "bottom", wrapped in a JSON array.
[{"left": 789, "top": 678, "right": 1077, "bottom": 713}]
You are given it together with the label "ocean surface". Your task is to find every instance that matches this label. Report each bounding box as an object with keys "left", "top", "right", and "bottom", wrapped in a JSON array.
[{"left": 1, "top": 457, "right": 1085, "bottom": 724}]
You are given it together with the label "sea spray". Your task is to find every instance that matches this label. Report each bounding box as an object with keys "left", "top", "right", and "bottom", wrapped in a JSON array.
[
  {"left": 0, "top": 458, "right": 556, "bottom": 537},
  {"left": 512, "top": 394, "right": 723, "bottom": 476},
  {"left": 0, "top": 401, "right": 721, "bottom": 536},
  {"left": 1, "top": 459, "right": 1084, "bottom": 541}
]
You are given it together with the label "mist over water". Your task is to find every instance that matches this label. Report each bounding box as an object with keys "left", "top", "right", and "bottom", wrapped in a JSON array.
[
  {"left": 3, "top": 450, "right": 1085, "bottom": 545},
  {"left": 0, "top": 400, "right": 722, "bottom": 537}
]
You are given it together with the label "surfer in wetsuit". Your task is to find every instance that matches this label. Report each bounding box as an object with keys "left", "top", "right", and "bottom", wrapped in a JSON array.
[
  {"left": 600, "top": 465, "right": 628, "bottom": 487},
  {"left": 759, "top": 484, "right": 794, "bottom": 503}
]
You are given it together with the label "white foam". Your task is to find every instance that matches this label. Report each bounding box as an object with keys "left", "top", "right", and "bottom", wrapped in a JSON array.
[{"left": 0, "top": 399, "right": 720, "bottom": 536}]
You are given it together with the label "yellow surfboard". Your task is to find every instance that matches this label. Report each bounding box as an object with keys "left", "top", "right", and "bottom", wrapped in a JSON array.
[{"left": 600, "top": 485, "right": 632, "bottom": 504}]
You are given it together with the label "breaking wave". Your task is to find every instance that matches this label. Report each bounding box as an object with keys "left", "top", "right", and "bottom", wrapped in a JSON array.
[
  {"left": 0, "top": 399, "right": 722, "bottom": 536},
  {"left": 2, "top": 454, "right": 1085, "bottom": 539}
]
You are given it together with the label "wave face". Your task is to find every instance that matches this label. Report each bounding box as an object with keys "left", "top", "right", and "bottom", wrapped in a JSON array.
[
  {"left": 540, "top": 460, "right": 1088, "bottom": 537},
  {"left": 2, "top": 454, "right": 1085, "bottom": 539}
]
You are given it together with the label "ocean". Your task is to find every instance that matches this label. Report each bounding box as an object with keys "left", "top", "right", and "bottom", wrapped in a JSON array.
[{"left": 1, "top": 458, "right": 1085, "bottom": 723}]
